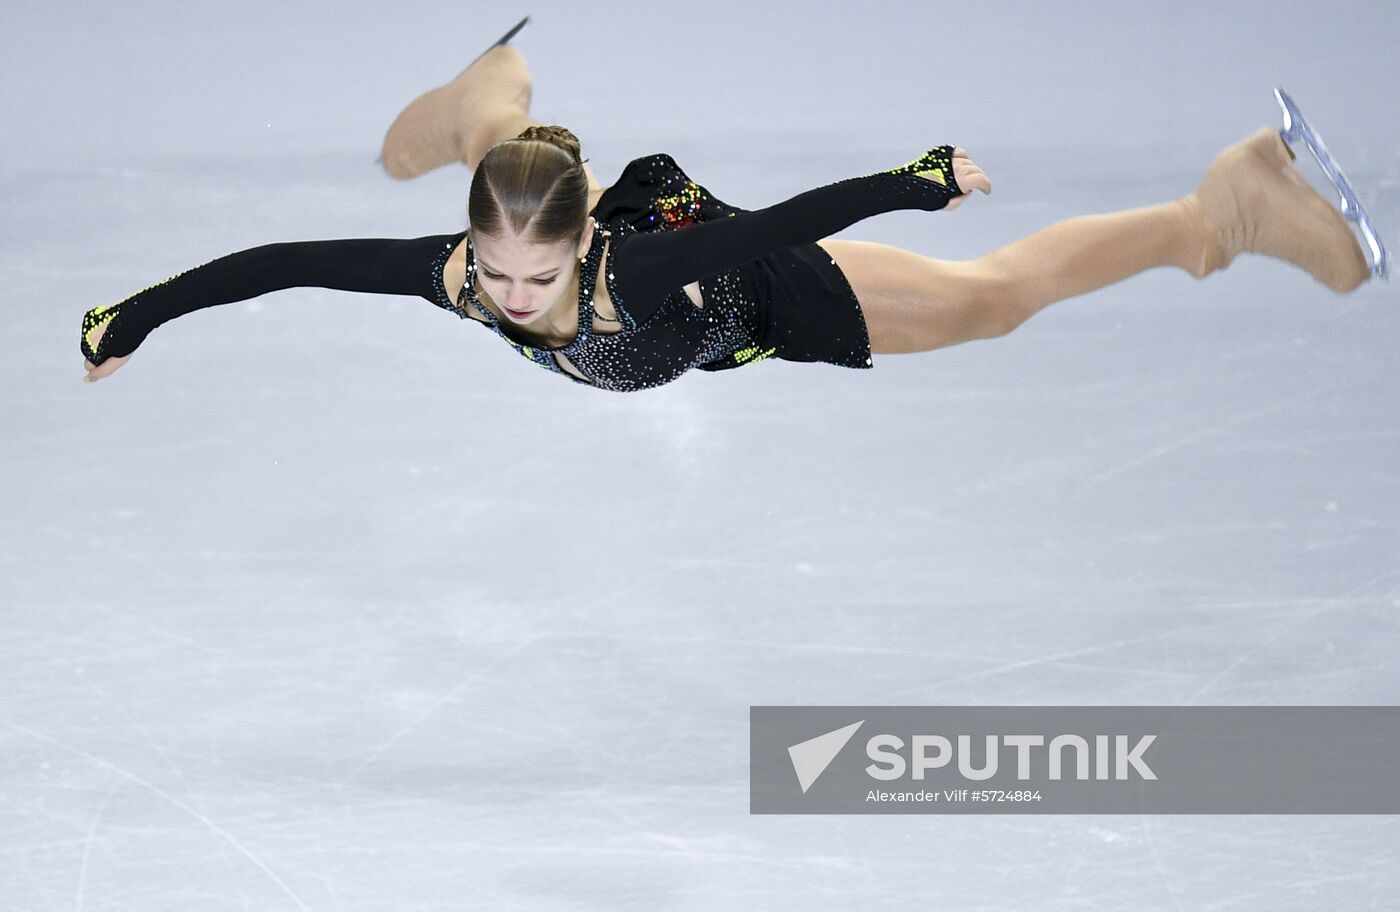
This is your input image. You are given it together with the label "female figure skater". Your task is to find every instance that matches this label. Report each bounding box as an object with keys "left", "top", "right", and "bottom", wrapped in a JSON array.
[{"left": 80, "top": 19, "right": 1377, "bottom": 392}]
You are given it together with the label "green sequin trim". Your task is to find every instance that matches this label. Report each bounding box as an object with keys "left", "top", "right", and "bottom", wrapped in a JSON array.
[
  {"left": 731, "top": 345, "right": 777, "bottom": 366},
  {"left": 877, "top": 146, "right": 956, "bottom": 191}
]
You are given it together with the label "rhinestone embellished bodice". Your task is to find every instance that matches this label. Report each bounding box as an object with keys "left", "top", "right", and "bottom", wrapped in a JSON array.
[
  {"left": 430, "top": 155, "right": 772, "bottom": 392},
  {"left": 426, "top": 147, "right": 959, "bottom": 391}
]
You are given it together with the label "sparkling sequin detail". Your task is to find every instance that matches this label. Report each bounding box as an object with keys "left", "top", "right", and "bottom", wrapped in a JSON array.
[
  {"left": 731, "top": 345, "right": 777, "bottom": 365},
  {"left": 80, "top": 302, "right": 122, "bottom": 363},
  {"left": 653, "top": 181, "right": 704, "bottom": 229},
  {"left": 79, "top": 268, "right": 193, "bottom": 365},
  {"left": 877, "top": 146, "right": 959, "bottom": 191}
]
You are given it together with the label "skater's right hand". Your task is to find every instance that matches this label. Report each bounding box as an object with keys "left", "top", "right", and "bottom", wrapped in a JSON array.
[
  {"left": 82, "top": 317, "right": 130, "bottom": 383},
  {"left": 943, "top": 147, "right": 990, "bottom": 212}
]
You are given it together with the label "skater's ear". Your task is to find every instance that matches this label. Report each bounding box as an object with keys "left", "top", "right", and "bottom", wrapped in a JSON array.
[{"left": 576, "top": 217, "right": 596, "bottom": 261}]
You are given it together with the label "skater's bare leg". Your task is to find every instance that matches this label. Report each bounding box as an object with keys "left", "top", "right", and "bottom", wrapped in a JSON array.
[
  {"left": 826, "top": 129, "right": 1372, "bottom": 355},
  {"left": 822, "top": 198, "right": 1205, "bottom": 352}
]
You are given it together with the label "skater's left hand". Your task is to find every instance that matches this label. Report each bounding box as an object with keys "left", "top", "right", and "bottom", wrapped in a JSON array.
[
  {"left": 82, "top": 320, "right": 130, "bottom": 382},
  {"left": 944, "top": 148, "right": 990, "bottom": 212}
]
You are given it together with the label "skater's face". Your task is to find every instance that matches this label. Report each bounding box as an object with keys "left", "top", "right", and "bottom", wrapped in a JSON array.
[{"left": 472, "top": 220, "right": 594, "bottom": 325}]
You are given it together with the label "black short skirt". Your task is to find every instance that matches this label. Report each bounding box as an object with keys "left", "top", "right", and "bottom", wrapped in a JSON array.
[{"left": 753, "top": 242, "right": 872, "bottom": 369}]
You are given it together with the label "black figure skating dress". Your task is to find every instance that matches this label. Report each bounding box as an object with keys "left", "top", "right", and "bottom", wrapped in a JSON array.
[{"left": 82, "top": 146, "right": 963, "bottom": 392}]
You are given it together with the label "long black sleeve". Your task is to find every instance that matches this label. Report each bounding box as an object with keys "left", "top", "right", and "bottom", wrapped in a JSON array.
[
  {"left": 82, "top": 235, "right": 460, "bottom": 365},
  {"left": 609, "top": 145, "right": 962, "bottom": 323}
]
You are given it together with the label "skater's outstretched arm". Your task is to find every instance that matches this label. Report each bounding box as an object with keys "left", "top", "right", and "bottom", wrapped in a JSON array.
[
  {"left": 610, "top": 146, "right": 989, "bottom": 324},
  {"left": 80, "top": 235, "right": 462, "bottom": 381}
]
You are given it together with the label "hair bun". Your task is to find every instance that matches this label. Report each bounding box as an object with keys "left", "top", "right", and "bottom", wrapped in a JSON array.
[{"left": 516, "top": 124, "right": 584, "bottom": 167}]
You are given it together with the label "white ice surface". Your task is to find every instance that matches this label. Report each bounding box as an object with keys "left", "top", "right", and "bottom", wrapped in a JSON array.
[{"left": 3, "top": 1, "right": 1399, "bottom": 909}]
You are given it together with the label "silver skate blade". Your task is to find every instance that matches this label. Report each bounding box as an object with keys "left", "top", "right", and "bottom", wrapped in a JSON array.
[
  {"left": 467, "top": 15, "right": 531, "bottom": 69},
  {"left": 495, "top": 15, "right": 531, "bottom": 47},
  {"left": 1274, "top": 87, "right": 1390, "bottom": 280}
]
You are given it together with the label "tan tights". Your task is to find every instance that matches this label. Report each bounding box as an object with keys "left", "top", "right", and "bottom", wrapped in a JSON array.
[{"left": 820, "top": 197, "right": 1211, "bottom": 353}]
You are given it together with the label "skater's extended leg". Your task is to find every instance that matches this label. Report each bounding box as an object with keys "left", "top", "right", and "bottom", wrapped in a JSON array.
[
  {"left": 827, "top": 128, "right": 1372, "bottom": 355},
  {"left": 822, "top": 198, "right": 1208, "bottom": 353}
]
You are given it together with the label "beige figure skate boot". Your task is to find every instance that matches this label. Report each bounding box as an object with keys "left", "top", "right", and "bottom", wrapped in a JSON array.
[
  {"left": 380, "top": 17, "right": 532, "bottom": 180},
  {"left": 1188, "top": 126, "right": 1370, "bottom": 292}
]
